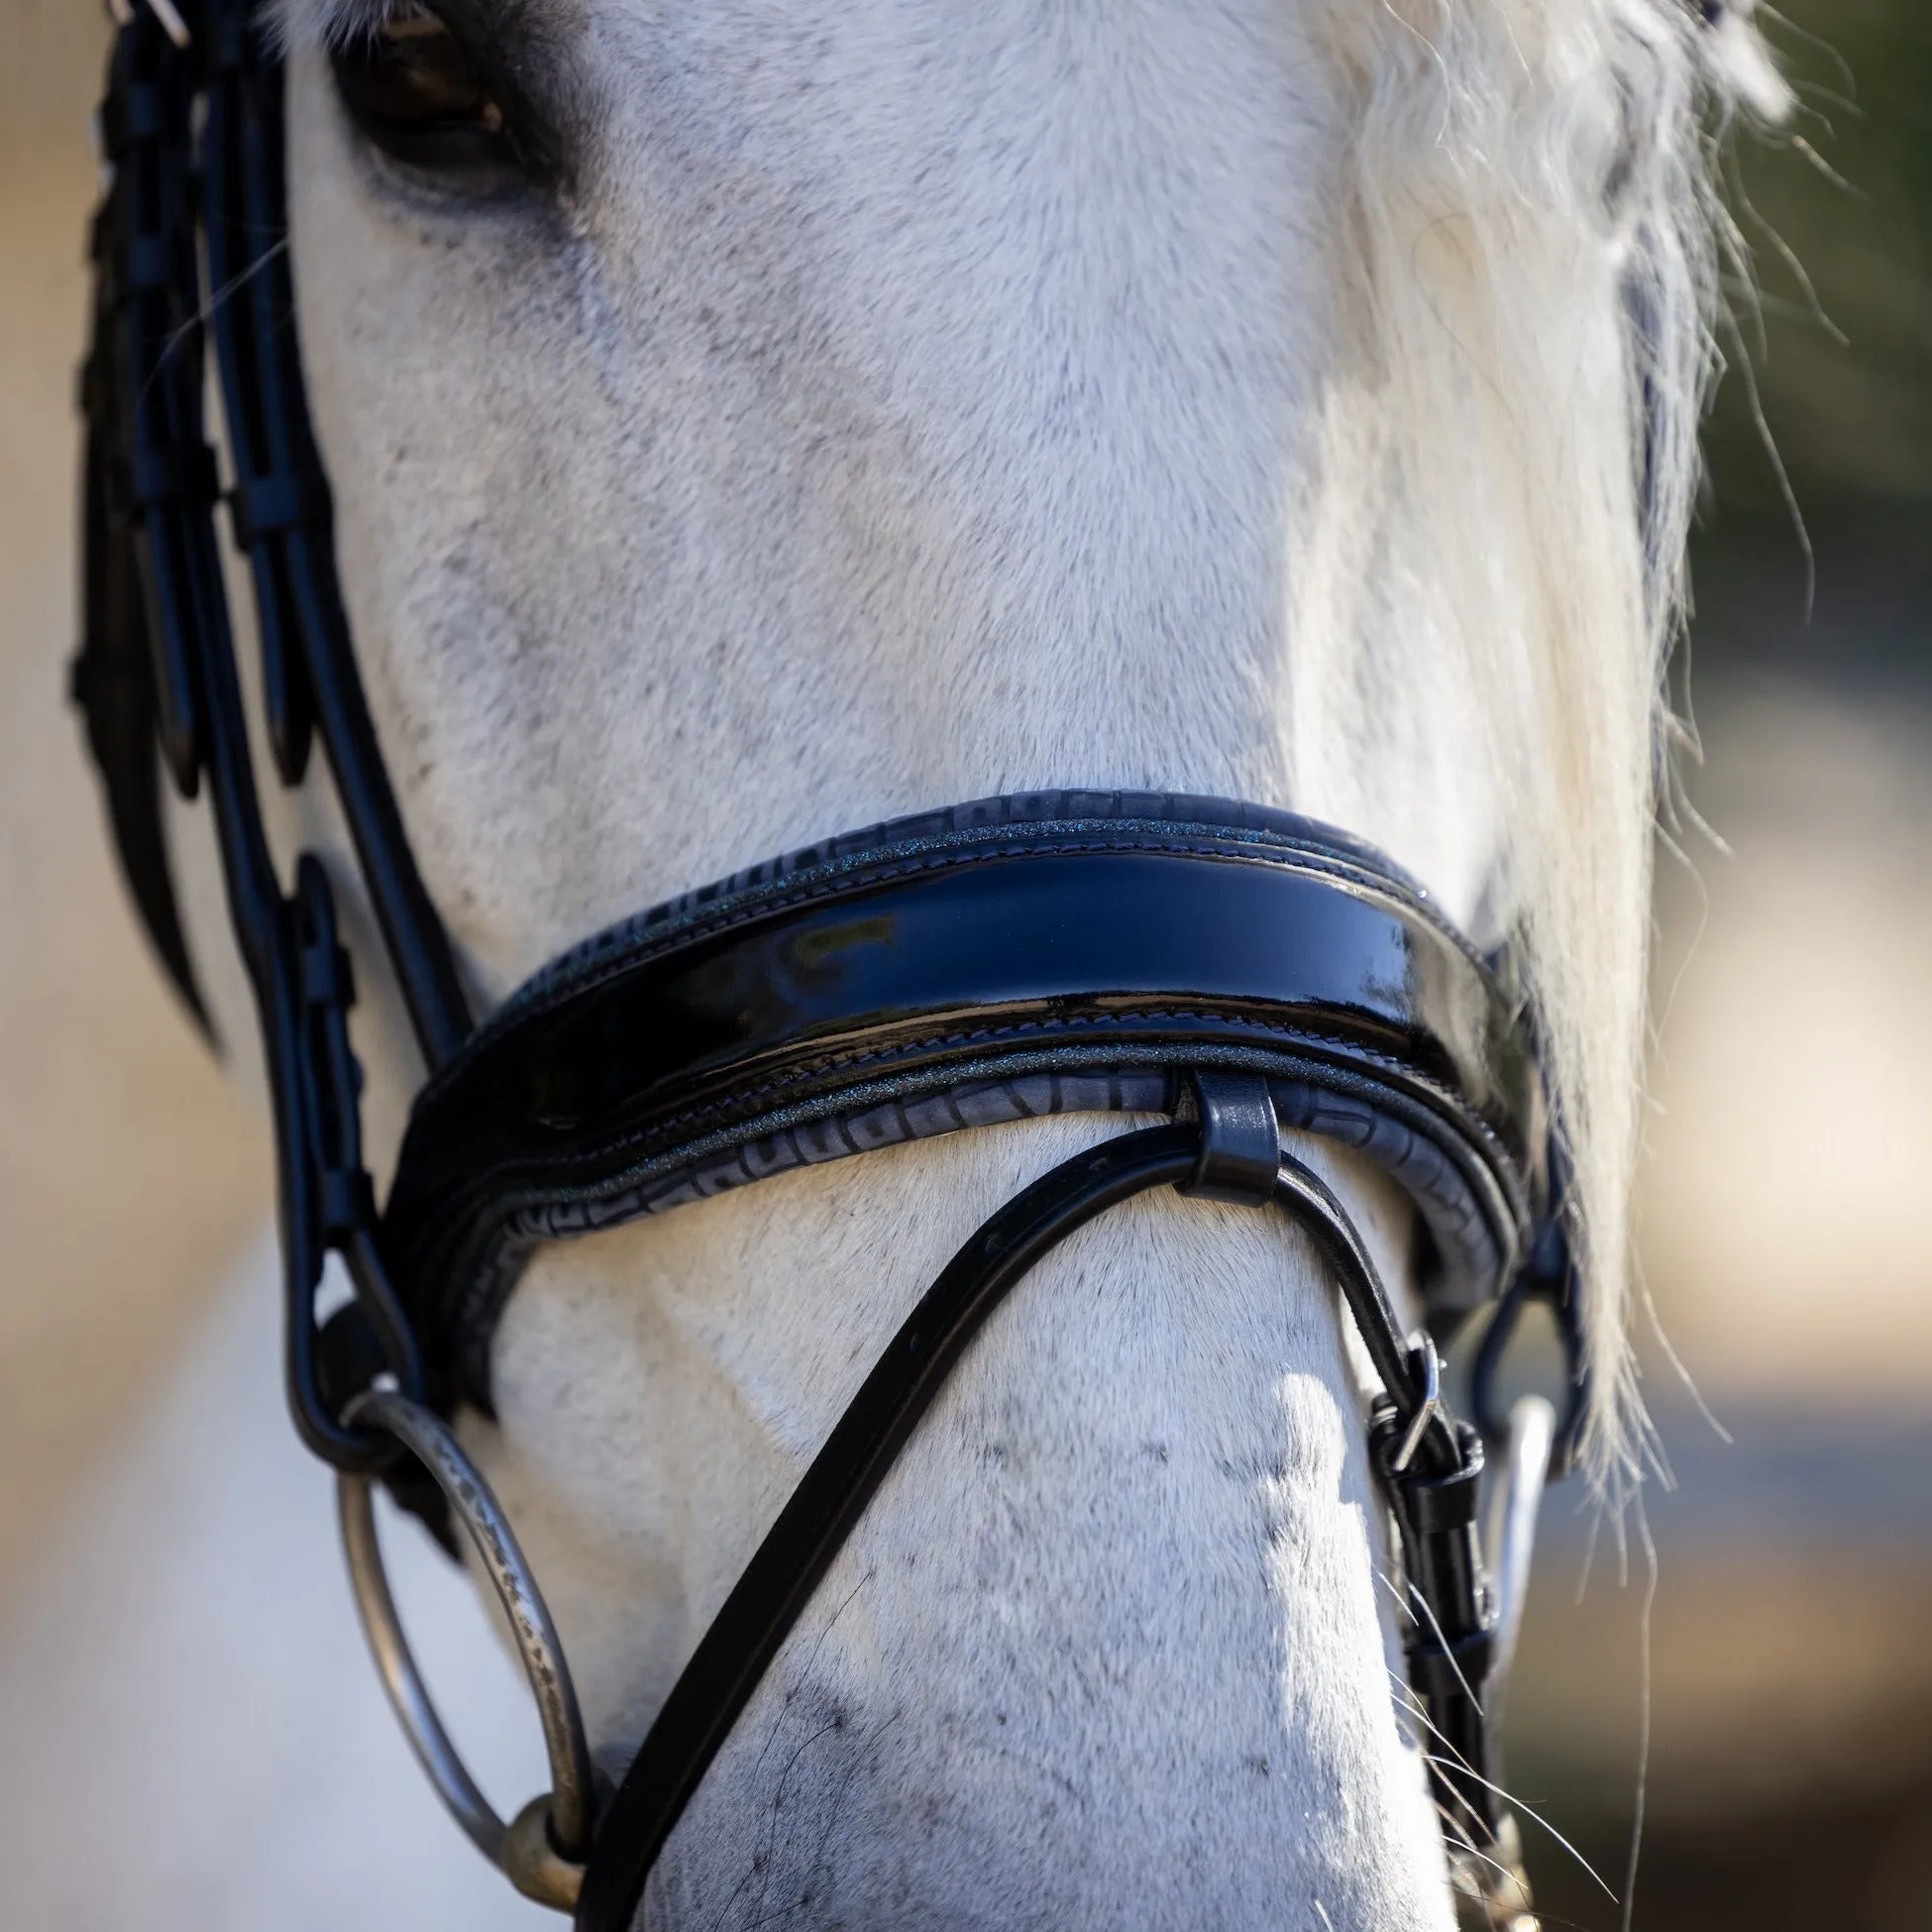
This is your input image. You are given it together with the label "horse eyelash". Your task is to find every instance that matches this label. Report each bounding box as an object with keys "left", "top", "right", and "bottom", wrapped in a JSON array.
[{"left": 266, "top": 0, "right": 434, "bottom": 56}]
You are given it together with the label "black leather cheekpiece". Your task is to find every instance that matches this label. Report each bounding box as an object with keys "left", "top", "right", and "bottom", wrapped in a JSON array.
[{"left": 379, "top": 792, "right": 1548, "bottom": 1412}]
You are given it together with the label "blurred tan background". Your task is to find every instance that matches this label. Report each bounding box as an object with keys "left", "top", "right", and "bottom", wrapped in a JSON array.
[{"left": 2, "top": 4, "right": 1929, "bottom": 1927}]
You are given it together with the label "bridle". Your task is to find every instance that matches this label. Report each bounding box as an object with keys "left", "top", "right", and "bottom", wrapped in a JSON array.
[
  {"left": 76, "top": 7, "right": 1587, "bottom": 1920},
  {"left": 74, "top": 3, "right": 1588, "bottom": 1927}
]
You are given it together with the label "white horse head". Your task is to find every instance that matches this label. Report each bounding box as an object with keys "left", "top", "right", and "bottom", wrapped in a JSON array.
[{"left": 160, "top": 0, "right": 1778, "bottom": 1922}]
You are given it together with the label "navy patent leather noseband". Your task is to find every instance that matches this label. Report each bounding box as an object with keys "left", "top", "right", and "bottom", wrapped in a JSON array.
[
  {"left": 74, "top": 4, "right": 1586, "bottom": 1927},
  {"left": 383, "top": 791, "right": 1545, "bottom": 1415}
]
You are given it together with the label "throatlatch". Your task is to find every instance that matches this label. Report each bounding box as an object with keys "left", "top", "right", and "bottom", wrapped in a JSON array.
[{"left": 76, "top": 5, "right": 1587, "bottom": 1928}]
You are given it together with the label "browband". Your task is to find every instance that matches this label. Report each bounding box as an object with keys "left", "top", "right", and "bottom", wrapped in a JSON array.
[{"left": 382, "top": 791, "right": 1549, "bottom": 1415}]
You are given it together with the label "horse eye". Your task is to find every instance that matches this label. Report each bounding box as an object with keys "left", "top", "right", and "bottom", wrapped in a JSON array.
[{"left": 331, "top": 9, "right": 528, "bottom": 186}]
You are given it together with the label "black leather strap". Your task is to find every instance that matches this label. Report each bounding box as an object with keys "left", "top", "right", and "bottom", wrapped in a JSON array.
[
  {"left": 74, "top": 200, "right": 209, "bottom": 1033},
  {"left": 572, "top": 1124, "right": 1199, "bottom": 1929},
  {"left": 202, "top": 18, "right": 473, "bottom": 1053},
  {"left": 74, "top": 0, "right": 464, "bottom": 1474},
  {"left": 227, "top": 468, "right": 333, "bottom": 545},
  {"left": 574, "top": 1097, "right": 1493, "bottom": 1931}
]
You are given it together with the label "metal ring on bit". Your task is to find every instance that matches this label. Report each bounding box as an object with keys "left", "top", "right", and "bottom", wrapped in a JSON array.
[{"left": 337, "top": 1389, "right": 594, "bottom": 1911}]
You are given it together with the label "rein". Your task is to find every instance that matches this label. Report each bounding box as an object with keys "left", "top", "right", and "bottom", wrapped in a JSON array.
[{"left": 74, "top": 4, "right": 1586, "bottom": 1927}]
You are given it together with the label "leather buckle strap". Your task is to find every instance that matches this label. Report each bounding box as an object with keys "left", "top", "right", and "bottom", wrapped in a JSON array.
[
  {"left": 1371, "top": 1402, "right": 1502, "bottom": 1859},
  {"left": 77, "top": 0, "right": 471, "bottom": 1490},
  {"left": 287, "top": 857, "right": 428, "bottom": 1458},
  {"left": 576, "top": 1108, "right": 1519, "bottom": 1932},
  {"left": 201, "top": 16, "right": 475, "bottom": 1065}
]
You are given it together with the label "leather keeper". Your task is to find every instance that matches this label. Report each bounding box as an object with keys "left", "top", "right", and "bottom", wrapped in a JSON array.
[
  {"left": 230, "top": 469, "right": 334, "bottom": 547},
  {"left": 102, "top": 81, "right": 168, "bottom": 156},
  {"left": 1181, "top": 1072, "right": 1282, "bottom": 1207},
  {"left": 1402, "top": 1460, "right": 1483, "bottom": 1537},
  {"left": 112, "top": 444, "right": 220, "bottom": 515}
]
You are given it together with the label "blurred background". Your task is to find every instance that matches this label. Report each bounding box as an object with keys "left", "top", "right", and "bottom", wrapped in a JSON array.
[
  {"left": 1508, "top": 6, "right": 1932, "bottom": 1924},
  {"left": 2, "top": 3, "right": 1927, "bottom": 1926}
]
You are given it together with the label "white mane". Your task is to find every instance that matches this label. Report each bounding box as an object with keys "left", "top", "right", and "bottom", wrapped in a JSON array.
[{"left": 1285, "top": 0, "right": 1783, "bottom": 1494}]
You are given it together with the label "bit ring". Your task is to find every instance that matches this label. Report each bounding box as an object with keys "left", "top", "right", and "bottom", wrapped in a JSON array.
[{"left": 337, "top": 1390, "right": 594, "bottom": 1911}]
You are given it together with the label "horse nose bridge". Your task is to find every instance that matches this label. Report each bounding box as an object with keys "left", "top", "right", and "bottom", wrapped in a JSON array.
[
  {"left": 645, "top": 1478, "right": 1442, "bottom": 1932},
  {"left": 475, "top": 1102, "right": 1444, "bottom": 1926},
  {"left": 612, "top": 1157, "right": 1434, "bottom": 1927}
]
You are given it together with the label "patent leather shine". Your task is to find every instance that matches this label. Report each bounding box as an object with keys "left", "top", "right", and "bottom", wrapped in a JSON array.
[{"left": 380, "top": 796, "right": 1548, "bottom": 1409}]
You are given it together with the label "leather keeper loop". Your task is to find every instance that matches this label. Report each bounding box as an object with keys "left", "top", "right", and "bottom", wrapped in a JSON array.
[
  {"left": 320, "top": 1168, "right": 377, "bottom": 1239},
  {"left": 1181, "top": 1072, "right": 1281, "bottom": 1207},
  {"left": 1403, "top": 1460, "right": 1482, "bottom": 1536},
  {"left": 302, "top": 940, "right": 357, "bottom": 1009},
  {"left": 112, "top": 444, "right": 220, "bottom": 515},
  {"left": 102, "top": 82, "right": 167, "bottom": 155},
  {"left": 230, "top": 470, "right": 334, "bottom": 546},
  {"left": 1409, "top": 1625, "right": 1491, "bottom": 1674},
  {"left": 117, "top": 232, "right": 181, "bottom": 299},
  {"left": 1407, "top": 1630, "right": 1493, "bottom": 1701}
]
